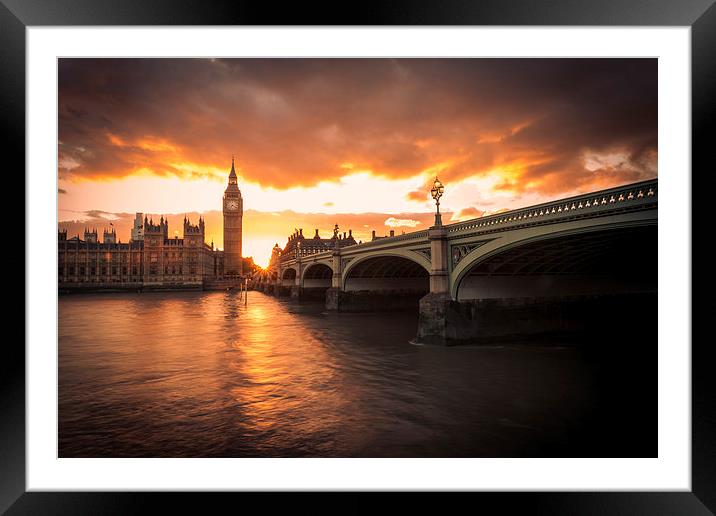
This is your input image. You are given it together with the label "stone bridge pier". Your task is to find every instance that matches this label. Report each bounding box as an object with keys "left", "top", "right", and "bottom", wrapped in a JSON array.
[
  {"left": 273, "top": 266, "right": 292, "bottom": 297},
  {"left": 416, "top": 220, "right": 657, "bottom": 346},
  {"left": 289, "top": 260, "right": 303, "bottom": 299},
  {"left": 416, "top": 223, "right": 456, "bottom": 345}
]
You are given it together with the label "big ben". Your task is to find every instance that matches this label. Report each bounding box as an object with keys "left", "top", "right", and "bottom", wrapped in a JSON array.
[{"left": 223, "top": 157, "right": 243, "bottom": 276}]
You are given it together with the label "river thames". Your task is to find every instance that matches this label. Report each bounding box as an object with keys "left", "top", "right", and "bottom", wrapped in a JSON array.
[{"left": 58, "top": 290, "right": 655, "bottom": 457}]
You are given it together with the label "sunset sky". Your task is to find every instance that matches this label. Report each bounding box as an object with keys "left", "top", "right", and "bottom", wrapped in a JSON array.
[{"left": 58, "top": 58, "right": 657, "bottom": 267}]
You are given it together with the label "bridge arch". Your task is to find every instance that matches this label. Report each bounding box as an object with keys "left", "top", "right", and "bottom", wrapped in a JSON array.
[
  {"left": 301, "top": 262, "right": 333, "bottom": 288},
  {"left": 281, "top": 267, "right": 297, "bottom": 286},
  {"left": 451, "top": 220, "right": 657, "bottom": 300},
  {"left": 281, "top": 267, "right": 297, "bottom": 279},
  {"left": 341, "top": 250, "right": 431, "bottom": 292}
]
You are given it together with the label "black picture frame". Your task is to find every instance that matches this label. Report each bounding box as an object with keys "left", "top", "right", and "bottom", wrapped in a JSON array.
[{"left": 3, "top": 0, "right": 711, "bottom": 512}]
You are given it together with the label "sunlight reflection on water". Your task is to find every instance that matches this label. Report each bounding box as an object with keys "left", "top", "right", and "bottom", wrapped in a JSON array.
[{"left": 58, "top": 290, "right": 650, "bottom": 457}]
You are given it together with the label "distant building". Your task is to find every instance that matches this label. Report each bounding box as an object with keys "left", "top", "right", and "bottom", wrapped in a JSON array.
[
  {"left": 371, "top": 229, "right": 395, "bottom": 241},
  {"left": 59, "top": 229, "right": 145, "bottom": 289},
  {"left": 58, "top": 160, "right": 242, "bottom": 291},
  {"left": 277, "top": 225, "right": 357, "bottom": 260},
  {"left": 269, "top": 243, "right": 282, "bottom": 267},
  {"left": 84, "top": 228, "right": 98, "bottom": 244},
  {"left": 130, "top": 212, "right": 144, "bottom": 242},
  {"left": 103, "top": 227, "right": 117, "bottom": 244},
  {"left": 58, "top": 214, "right": 218, "bottom": 290}
]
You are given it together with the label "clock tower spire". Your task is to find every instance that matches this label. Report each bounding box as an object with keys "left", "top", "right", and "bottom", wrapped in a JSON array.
[{"left": 223, "top": 156, "right": 243, "bottom": 276}]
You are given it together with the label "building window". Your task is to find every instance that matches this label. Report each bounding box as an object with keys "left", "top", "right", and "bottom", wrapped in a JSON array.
[
  {"left": 91, "top": 267, "right": 96, "bottom": 275},
  {"left": 122, "top": 267, "right": 127, "bottom": 275},
  {"left": 79, "top": 267, "right": 85, "bottom": 275},
  {"left": 101, "top": 267, "right": 106, "bottom": 275},
  {"left": 68, "top": 267, "right": 75, "bottom": 275},
  {"left": 112, "top": 267, "right": 117, "bottom": 275}
]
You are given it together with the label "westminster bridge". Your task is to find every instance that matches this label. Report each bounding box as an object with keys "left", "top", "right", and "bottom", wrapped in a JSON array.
[{"left": 252, "top": 179, "right": 657, "bottom": 345}]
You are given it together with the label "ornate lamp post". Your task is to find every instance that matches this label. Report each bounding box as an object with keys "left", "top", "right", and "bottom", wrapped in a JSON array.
[
  {"left": 333, "top": 223, "right": 340, "bottom": 249},
  {"left": 430, "top": 176, "right": 445, "bottom": 226},
  {"left": 330, "top": 223, "right": 342, "bottom": 292}
]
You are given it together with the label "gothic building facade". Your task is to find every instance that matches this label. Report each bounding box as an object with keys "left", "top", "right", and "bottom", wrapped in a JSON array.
[
  {"left": 58, "top": 160, "right": 243, "bottom": 291},
  {"left": 271, "top": 225, "right": 358, "bottom": 265}
]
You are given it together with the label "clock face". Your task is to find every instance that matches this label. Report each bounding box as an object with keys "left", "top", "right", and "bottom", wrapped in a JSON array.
[{"left": 225, "top": 199, "right": 239, "bottom": 211}]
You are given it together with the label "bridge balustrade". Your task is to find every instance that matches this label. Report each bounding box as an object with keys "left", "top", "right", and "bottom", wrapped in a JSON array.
[{"left": 445, "top": 179, "right": 657, "bottom": 236}]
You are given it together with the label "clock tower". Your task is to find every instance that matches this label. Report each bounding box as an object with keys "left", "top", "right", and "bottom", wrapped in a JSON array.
[{"left": 223, "top": 157, "right": 243, "bottom": 276}]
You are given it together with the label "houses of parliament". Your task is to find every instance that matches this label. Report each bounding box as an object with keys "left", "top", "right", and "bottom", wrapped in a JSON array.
[{"left": 58, "top": 160, "right": 244, "bottom": 291}]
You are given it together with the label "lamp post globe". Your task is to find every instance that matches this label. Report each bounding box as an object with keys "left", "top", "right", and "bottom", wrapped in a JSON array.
[{"left": 431, "top": 176, "right": 445, "bottom": 226}]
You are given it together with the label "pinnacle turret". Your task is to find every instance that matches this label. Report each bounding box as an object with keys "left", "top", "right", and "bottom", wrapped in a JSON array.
[{"left": 229, "top": 156, "right": 237, "bottom": 179}]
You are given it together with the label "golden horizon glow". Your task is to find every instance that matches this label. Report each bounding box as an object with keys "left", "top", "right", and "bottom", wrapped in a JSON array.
[{"left": 58, "top": 58, "right": 658, "bottom": 267}]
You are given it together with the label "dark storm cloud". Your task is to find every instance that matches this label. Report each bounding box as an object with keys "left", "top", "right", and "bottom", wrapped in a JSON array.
[{"left": 58, "top": 58, "right": 657, "bottom": 193}]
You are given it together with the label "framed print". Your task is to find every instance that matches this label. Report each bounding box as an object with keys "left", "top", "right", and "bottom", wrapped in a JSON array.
[{"left": 3, "top": 0, "right": 712, "bottom": 512}]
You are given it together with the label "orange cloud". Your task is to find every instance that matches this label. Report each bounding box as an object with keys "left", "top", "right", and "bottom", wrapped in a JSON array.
[
  {"left": 406, "top": 190, "right": 429, "bottom": 202},
  {"left": 451, "top": 207, "right": 485, "bottom": 222},
  {"left": 107, "top": 132, "right": 128, "bottom": 147},
  {"left": 59, "top": 58, "right": 657, "bottom": 198}
]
